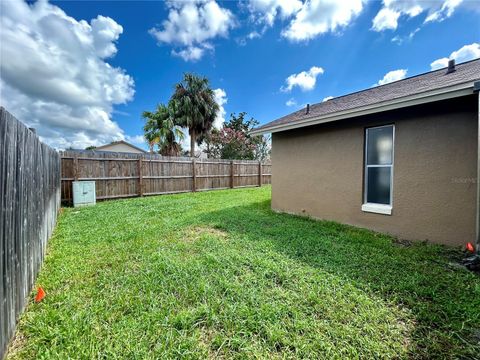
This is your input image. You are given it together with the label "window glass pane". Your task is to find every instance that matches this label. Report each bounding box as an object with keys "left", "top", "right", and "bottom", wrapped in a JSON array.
[
  {"left": 367, "top": 167, "right": 391, "bottom": 204},
  {"left": 367, "top": 126, "right": 393, "bottom": 165}
]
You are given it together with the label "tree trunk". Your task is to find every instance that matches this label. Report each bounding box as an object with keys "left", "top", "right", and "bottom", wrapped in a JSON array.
[{"left": 190, "top": 128, "right": 196, "bottom": 157}]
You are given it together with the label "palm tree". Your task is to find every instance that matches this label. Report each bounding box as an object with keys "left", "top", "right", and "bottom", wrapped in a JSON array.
[
  {"left": 169, "top": 73, "right": 219, "bottom": 157},
  {"left": 142, "top": 104, "right": 184, "bottom": 156},
  {"left": 143, "top": 115, "right": 160, "bottom": 153}
]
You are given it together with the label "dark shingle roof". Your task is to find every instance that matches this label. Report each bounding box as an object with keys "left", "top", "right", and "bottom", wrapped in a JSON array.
[{"left": 254, "top": 59, "right": 480, "bottom": 133}]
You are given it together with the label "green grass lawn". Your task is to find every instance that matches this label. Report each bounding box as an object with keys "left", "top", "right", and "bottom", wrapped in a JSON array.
[{"left": 7, "top": 186, "right": 480, "bottom": 359}]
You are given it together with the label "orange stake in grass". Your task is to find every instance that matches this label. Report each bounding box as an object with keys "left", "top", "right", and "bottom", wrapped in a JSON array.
[
  {"left": 466, "top": 242, "right": 475, "bottom": 253},
  {"left": 35, "top": 287, "right": 46, "bottom": 303}
]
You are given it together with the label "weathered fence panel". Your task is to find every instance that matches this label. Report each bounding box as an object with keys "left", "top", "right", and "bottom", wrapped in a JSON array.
[
  {"left": 0, "top": 108, "right": 61, "bottom": 359},
  {"left": 60, "top": 150, "right": 271, "bottom": 202}
]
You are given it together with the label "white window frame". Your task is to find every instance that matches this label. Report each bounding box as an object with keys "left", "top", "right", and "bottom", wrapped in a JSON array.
[{"left": 362, "top": 124, "right": 394, "bottom": 215}]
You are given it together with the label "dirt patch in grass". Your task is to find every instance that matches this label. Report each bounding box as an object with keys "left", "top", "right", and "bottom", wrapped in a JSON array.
[
  {"left": 6, "top": 331, "right": 27, "bottom": 358},
  {"left": 393, "top": 238, "right": 413, "bottom": 247},
  {"left": 182, "top": 226, "right": 228, "bottom": 243},
  {"left": 198, "top": 327, "right": 225, "bottom": 359}
]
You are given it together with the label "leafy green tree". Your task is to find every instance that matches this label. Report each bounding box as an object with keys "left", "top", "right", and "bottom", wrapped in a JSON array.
[
  {"left": 205, "top": 112, "right": 271, "bottom": 161},
  {"left": 254, "top": 134, "right": 271, "bottom": 162},
  {"left": 85, "top": 145, "right": 97, "bottom": 150},
  {"left": 142, "top": 104, "right": 184, "bottom": 156},
  {"left": 169, "top": 73, "right": 219, "bottom": 157},
  {"left": 225, "top": 112, "right": 257, "bottom": 133}
]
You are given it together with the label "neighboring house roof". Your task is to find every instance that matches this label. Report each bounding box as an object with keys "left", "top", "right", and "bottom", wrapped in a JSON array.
[
  {"left": 95, "top": 140, "right": 147, "bottom": 153},
  {"left": 252, "top": 58, "right": 480, "bottom": 135},
  {"left": 194, "top": 150, "right": 208, "bottom": 159}
]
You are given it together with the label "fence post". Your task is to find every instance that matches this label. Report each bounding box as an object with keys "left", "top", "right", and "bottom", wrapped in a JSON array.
[
  {"left": 138, "top": 156, "right": 143, "bottom": 197},
  {"left": 73, "top": 154, "right": 79, "bottom": 181},
  {"left": 192, "top": 159, "right": 197, "bottom": 192},
  {"left": 258, "top": 161, "right": 262, "bottom": 187},
  {"left": 230, "top": 160, "right": 235, "bottom": 188}
]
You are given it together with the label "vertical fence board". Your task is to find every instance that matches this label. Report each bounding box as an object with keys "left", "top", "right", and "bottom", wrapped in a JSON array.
[
  {"left": 258, "top": 162, "right": 262, "bottom": 187},
  {"left": 0, "top": 108, "right": 61, "bottom": 359},
  {"left": 192, "top": 159, "right": 197, "bottom": 192},
  {"left": 138, "top": 157, "right": 143, "bottom": 197}
]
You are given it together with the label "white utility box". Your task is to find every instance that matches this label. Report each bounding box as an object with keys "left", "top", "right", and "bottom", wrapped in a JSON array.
[{"left": 73, "top": 181, "right": 96, "bottom": 207}]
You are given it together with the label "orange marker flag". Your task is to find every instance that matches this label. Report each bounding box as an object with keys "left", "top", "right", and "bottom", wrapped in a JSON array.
[
  {"left": 466, "top": 242, "right": 475, "bottom": 253},
  {"left": 35, "top": 287, "right": 46, "bottom": 303}
]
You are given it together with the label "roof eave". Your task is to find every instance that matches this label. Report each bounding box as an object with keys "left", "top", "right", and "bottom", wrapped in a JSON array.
[
  {"left": 96, "top": 140, "right": 147, "bottom": 153},
  {"left": 251, "top": 81, "right": 476, "bottom": 136}
]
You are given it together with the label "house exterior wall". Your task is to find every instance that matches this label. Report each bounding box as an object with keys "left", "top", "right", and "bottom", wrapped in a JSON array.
[
  {"left": 97, "top": 143, "right": 145, "bottom": 153},
  {"left": 271, "top": 95, "right": 478, "bottom": 246}
]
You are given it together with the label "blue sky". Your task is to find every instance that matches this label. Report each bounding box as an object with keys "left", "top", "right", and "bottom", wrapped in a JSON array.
[{"left": 1, "top": 0, "right": 479, "bottom": 150}]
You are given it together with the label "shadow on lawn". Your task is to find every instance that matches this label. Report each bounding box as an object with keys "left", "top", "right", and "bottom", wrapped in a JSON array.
[{"left": 196, "top": 199, "right": 480, "bottom": 358}]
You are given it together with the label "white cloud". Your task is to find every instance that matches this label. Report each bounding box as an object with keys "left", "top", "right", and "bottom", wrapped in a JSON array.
[
  {"left": 375, "top": 69, "right": 408, "bottom": 86},
  {"left": 372, "top": 8, "right": 401, "bottom": 31},
  {"left": 91, "top": 15, "right": 124, "bottom": 58},
  {"left": 236, "top": 30, "right": 262, "bottom": 46},
  {"left": 245, "top": 0, "right": 364, "bottom": 42},
  {"left": 430, "top": 59, "right": 448, "bottom": 71},
  {"left": 322, "top": 96, "right": 334, "bottom": 102},
  {"left": 125, "top": 135, "right": 146, "bottom": 146},
  {"left": 391, "top": 27, "right": 419, "bottom": 45},
  {"left": 286, "top": 98, "right": 297, "bottom": 107},
  {"left": 372, "top": 0, "right": 464, "bottom": 31},
  {"left": 113, "top": 109, "right": 131, "bottom": 117},
  {"left": 149, "top": 1, "right": 235, "bottom": 61},
  {"left": 425, "top": 0, "right": 463, "bottom": 23},
  {"left": 281, "top": 66, "right": 324, "bottom": 92},
  {"left": 247, "top": 31, "right": 262, "bottom": 40},
  {"left": 213, "top": 88, "right": 228, "bottom": 129},
  {"left": 0, "top": 0, "right": 134, "bottom": 149},
  {"left": 430, "top": 43, "right": 480, "bottom": 70},
  {"left": 247, "top": 0, "right": 303, "bottom": 27},
  {"left": 282, "top": 0, "right": 364, "bottom": 41},
  {"left": 172, "top": 46, "right": 206, "bottom": 62}
]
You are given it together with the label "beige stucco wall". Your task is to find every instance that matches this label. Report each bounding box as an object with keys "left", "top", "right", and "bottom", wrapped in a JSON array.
[
  {"left": 98, "top": 143, "right": 145, "bottom": 154},
  {"left": 271, "top": 95, "right": 478, "bottom": 246}
]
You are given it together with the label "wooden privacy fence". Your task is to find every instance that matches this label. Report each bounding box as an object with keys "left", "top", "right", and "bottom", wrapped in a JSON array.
[
  {"left": 0, "top": 108, "right": 61, "bottom": 359},
  {"left": 60, "top": 150, "right": 271, "bottom": 202}
]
